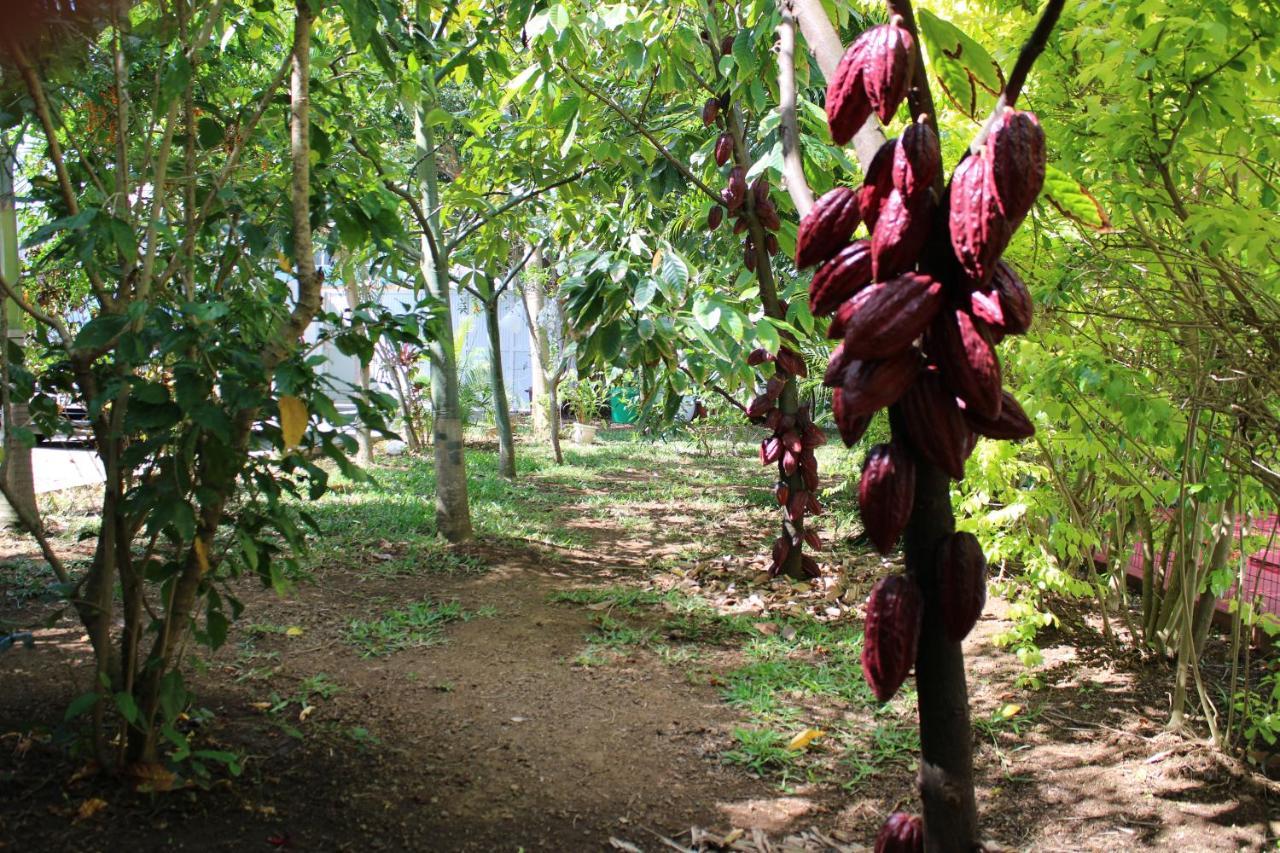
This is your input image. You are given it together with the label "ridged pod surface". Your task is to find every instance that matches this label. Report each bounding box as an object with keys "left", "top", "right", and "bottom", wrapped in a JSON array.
[
  {"left": 859, "top": 140, "right": 896, "bottom": 231},
  {"left": 861, "top": 574, "right": 922, "bottom": 702},
  {"left": 724, "top": 166, "right": 747, "bottom": 211},
  {"left": 898, "top": 370, "right": 973, "bottom": 480},
  {"left": 988, "top": 108, "right": 1046, "bottom": 227},
  {"left": 871, "top": 189, "right": 933, "bottom": 281},
  {"left": 839, "top": 349, "right": 922, "bottom": 419},
  {"left": 858, "top": 22, "right": 916, "bottom": 124},
  {"left": 874, "top": 812, "right": 924, "bottom": 853},
  {"left": 938, "top": 531, "right": 988, "bottom": 641},
  {"left": 809, "top": 240, "right": 873, "bottom": 317},
  {"left": 930, "top": 308, "right": 1003, "bottom": 420},
  {"left": 714, "top": 133, "right": 733, "bottom": 167},
  {"left": 892, "top": 120, "right": 941, "bottom": 199},
  {"left": 702, "top": 98, "right": 719, "bottom": 127},
  {"left": 948, "top": 154, "right": 1010, "bottom": 288},
  {"left": 832, "top": 389, "right": 872, "bottom": 447},
  {"left": 796, "top": 187, "right": 861, "bottom": 269},
  {"left": 826, "top": 43, "right": 872, "bottom": 146},
  {"left": 707, "top": 205, "right": 723, "bottom": 231},
  {"left": 841, "top": 272, "right": 944, "bottom": 361},
  {"left": 858, "top": 442, "right": 916, "bottom": 554}
]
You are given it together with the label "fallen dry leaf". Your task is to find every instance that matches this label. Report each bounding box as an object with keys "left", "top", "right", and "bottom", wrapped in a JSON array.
[
  {"left": 786, "top": 727, "right": 825, "bottom": 751},
  {"left": 75, "top": 797, "right": 108, "bottom": 821}
]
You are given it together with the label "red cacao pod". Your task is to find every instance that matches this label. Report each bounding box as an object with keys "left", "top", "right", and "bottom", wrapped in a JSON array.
[
  {"left": 841, "top": 272, "right": 944, "bottom": 360},
  {"left": 775, "top": 481, "right": 790, "bottom": 507},
  {"left": 898, "top": 370, "right": 973, "bottom": 480},
  {"left": 948, "top": 153, "right": 1010, "bottom": 288},
  {"left": 858, "top": 442, "right": 915, "bottom": 554},
  {"left": 765, "top": 232, "right": 779, "bottom": 256},
  {"left": 892, "top": 118, "right": 940, "bottom": 199},
  {"left": 801, "top": 554, "right": 821, "bottom": 578},
  {"left": 801, "top": 421, "right": 826, "bottom": 449},
  {"left": 802, "top": 460, "right": 819, "bottom": 492},
  {"left": 781, "top": 448, "right": 799, "bottom": 476},
  {"left": 832, "top": 389, "right": 872, "bottom": 447},
  {"left": 938, "top": 531, "right": 987, "bottom": 641},
  {"left": 769, "top": 535, "right": 791, "bottom": 576},
  {"left": 763, "top": 408, "right": 785, "bottom": 432},
  {"left": 733, "top": 215, "right": 749, "bottom": 235},
  {"left": 781, "top": 429, "right": 803, "bottom": 454},
  {"left": 796, "top": 186, "right": 861, "bottom": 269},
  {"left": 764, "top": 377, "right": 785, "bottom": 400},
  {"left": 810, "top": 239, "right": 873, "bottom": 317},
  {"left": 823, "top": 341, "right": 851, "bottom": 388},
  {"left": 964, "top": 389, "right": 1035, "bottom": 440},
  {"left": 756, "top": 197, "right": 782, "bottom": 232},
  {"left": 747, "top": 347, "right": 774, "bottom": 367},
  {"left": 859, "top": 140, "right": 896, "bottom": 231},
  {"left": 929, "top": 307, "right": 1003, "bottom": 420},
  {"left": 775, "top": 347, "right": 807, "bottom": 378},
  {"left": 988, "top": 108, "right": 1046, "bottom": 228},
  {"left": 702, "top": 97, "right": 720, "bottom": 127},
  {"left": 826, "top": 43, "right": 872, "bottom": 146},
  {"left": 751, "top": 175, "right": 771, "bottom": 207},
  {"left": 748, "top": 393, "right": 776, "bottom": 420},
  {"left": 806, "top": 492, "right": 823, "bottom": 515},
  {"left": 990, "top": 260, "right": 1032, "bottom": 334},
  {"left": 788, "top": 490, "right": 808, "bottom": 524},
  {"left": 707, "top": 205, "right": 724, "bottom": 231},
  {"left": 861, "top": 574, "right": 921, "bottom": 702},
  {"left": 871, "top": 189, "right": 932, "bottom": 281},
  {"left": 875, "top": 812, "right": 923, "bottom": 853},
  {"left": 724, "top": 166, "right": 747, "bottom": 211},
  {"left": 744, "top": 240, "right": 758, "bottom": 272},
  {"left": 839, "top": 349, "right": 921, "bottom": 419},
  {"left": 760, "top": 435, "right": 782, "bottom": 465},
  {"left": 714, "top": 133, "right": 733, "bottom": 167},
  {"left": 858, "top": 22, "right": 916, "bottom": 125},
  {"left": 803, "top": 529, "right": 822, "bottom": 551}
]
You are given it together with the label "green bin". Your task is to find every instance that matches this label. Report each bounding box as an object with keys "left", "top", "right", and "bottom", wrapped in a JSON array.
[{"left": 609, "top": 388, "right": 639, "bottom": 424}]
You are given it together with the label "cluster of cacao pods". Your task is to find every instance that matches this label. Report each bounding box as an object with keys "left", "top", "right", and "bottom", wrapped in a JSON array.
[
  {"left": 708, "top": 164, "right": 783, "bottom": 273},
  {"left": 747, "top": 346, "right": 825, "bottom": 577}
]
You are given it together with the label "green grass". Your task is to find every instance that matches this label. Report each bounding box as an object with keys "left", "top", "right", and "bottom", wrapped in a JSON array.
[{"left": 343, "top": 599, "right": 496, "bottom": 657}]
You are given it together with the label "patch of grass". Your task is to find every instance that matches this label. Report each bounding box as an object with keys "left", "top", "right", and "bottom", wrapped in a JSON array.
[
  {"left": 344, "top": 599, "right": 495, "bottom": 657},
  {"left": 548, "top": 586, "right": 664, "bottom": 613},
  {"left": 841, "top": 720, "right": 920, "bottom": 789},
  {"left": 723, "top": 727, "right": 801, "bottom": 778}
]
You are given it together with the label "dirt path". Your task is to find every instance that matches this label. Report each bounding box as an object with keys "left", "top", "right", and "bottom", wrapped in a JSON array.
[{"left": 2, "top": 446, "right": 1279, "bottom": 851}]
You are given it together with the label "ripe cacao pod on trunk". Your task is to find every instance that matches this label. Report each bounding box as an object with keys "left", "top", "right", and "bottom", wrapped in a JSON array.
[
  {"left": 804, "top": 528, "right": 822, "bottom": 551},
  {"left": 859, "top": 140, "right": 896, "bottom": 231},
  {"left": 707, "top": 205, "right": 724, "bottom": 231},
  {"left": 858, "top": 22, "right": 916, "bottom": 124},
  {"left": 861, "top": 573, "right": 922, "bottom": 702},
  {"left": 765, "top": 232, "right": 779, "bottom": 256},
  {"left": 823, "top": 341, "right": 851, "bottom": 388},
  {"left": 724, "top": 166, "right": 747, "bottom": 211},
  {"left": 832, "top": 389, "right": 873, "bottom": 447},
  {"left": 898, "top": 369, "right": 973, "bottom": 480},
  {"left": 948, "top": 153, "right": 1010, "bottom": 288},
  {"left": 702, "top": 97, "right": 719, "bottom": 127},
  {"left": 963, "top": 389, "right": 1035, "bottom": 440},
  {"left": 990, "top": 260, "right": 1033, "bottom": 335},
  {"left": 841, "top": 272, "right": 943, "bottom": 361},
  {"left": 756, "top": 197, "right": 782, "bottom": 232},
  {"left": 839, "top": 348, "right": 922, "bottom": 419},
  {"left": 796, "top": 186, "right": 861, "bottom": 269},
  {"left": 858, "top": 442, "right": 916, "bottom": 554},
  {"left": 788, "top": 490, "right": 808, "bottom": 524},
  {"left": 760, "top": 435, "right": 783, "bottom": 464},
  {"left": 747, "top": 347, "right": 774, "bottom": 367},
  {"left": 714, "top": 133, "right": 733, "bottom": 167},
  {"left": 774, "top": 347, "right": 807, "bottom": 378},
  {"left": 871, "top": 189, "right": 933, "bottom": 281},
  {"left": 938, "top": 530, "right": 988, "bottom": 641},
  {"left": 892, "top": 119, "right": 941, "bottom": 199},
  {"left": 989, "top": 108, "right": 1046, "bottom": 227},
  {"left": 929, "top": 307, "right": 1003, "bottom": 420},
  {"left": 826, "top": 43, "right": 872, "bottom": 146},
  {"left": 810, "top": 239, "right": 873, "bottom": 317},
  {"left": 875, "top": 812, "right": 924, "bottom": 853}
]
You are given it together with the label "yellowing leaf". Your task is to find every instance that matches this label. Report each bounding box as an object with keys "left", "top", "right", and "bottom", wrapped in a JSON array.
[
  {"left": 998, "top": 703, "right": 1022, "bottom": 719},
  {"left": 786, "top": 727, "right": 824, "bottom": 751},
  {"left": 285, "top": 626, "right": 304, "bottom": 638},
  {"left": 75, "top": 797, "right": 108, "bottom": 821},
  {"left": 278, "top": 395, "right": 307, "bottom": 449},
  {"left": 276, "top": 252, "right": 292, "bottom": 272}
]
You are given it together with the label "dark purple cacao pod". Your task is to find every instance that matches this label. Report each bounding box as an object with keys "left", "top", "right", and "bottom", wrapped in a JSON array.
[
  {"left": 948, "top": 153, "right": 1010, "bottom": 288},
  {"left": 826, "top": 42, "right": 872, "bottom": 146},
  {"left": 875, "top": 811, "right": 924, "bottom": 853},
  {"left": 756, "top": 197, "right": 782, "bottom": 232},
  {"left": 801, "top": 421, "right": 826, "bottom": 449},
  {"left": 832, "top": 389, "right": 872, "bottom": 447},
  {"left": 714, "top": 133, "right": 733, "bottom": 167},
  {"left": 768, "top": 534, "right": 791, "bottom": 576},
  {"left": 724, "top": 166, "right": 747, "bottom": 211},
  {"left": 747, "top": 347, "right": 774, "bottom": 367},
  {"left": 858, "top": 442, "right": 915, "bottom": 554},
  {"left": 990, "top": 260, "right": 1033, "bottom": 334},
  {"left": 760, "top": 435, "right": 782, "bottom": 464},
  {"left": 775, "top": 481, "right": 790, "bottom": 506},
  {"left": 765, "top": 232, "right": 779, "bottom": 256},
  {"left": 775, "top": 347, "right": 807, "bottom": 378},
  {"left": 702, "top": 97, "right": 720, "bottom": 127},
  {"left": 897, "top": 370, "right": 973, "bottom": 480},
  {"left": 720, "top": 35, "right": 734, "bottom": 57},
  {"left": 802, "top": 460, "right": 819, "bottom": 493},
  {"left": 839, "top": 349, "right": 921, "bottom": 418},
  {"left": 803, "top": 528, "right": 822, "bottom": 551},
  {"left": 781, "top": 448, "right": 799, "bottom": 476},
  {"left": 860, "top": 139, "right": 895, "bottom": 231},
  {"left": 751, "top": 175, "right": 771, "bottom": 207},
  {"left": 788, "top": 490, "right": 808, "bottom": 524},
  {"left": 929, "top": 307, "right": 1003, "bottom": 420},
  {"left": 841, "top": 272, "right": 943, "bottom": 360},
  {"left": 861, "top": 574, "right": 921, "bottom": 702},
  {"left": 796, "top": 186, "right": 861, "bottom": 269},
  {"left": 857, "top": 22, "right": 916, "bottom": 124},
  {"left": 964, "top": 389, "right": 1035, "bottom": 440},
  {"left": 809, "top": 239, "right": 873, "bottom": 317},
  {"left": 801, "top": 554, "right": 822, "bottom": 578},
  {"left": 988, "top": 108, "right": 1046, "bottom": 228},
  {"left": 938, "top": 530, "right": 987, "bottom": 641},
  {"left": 892, "top": 118, "right": 940, "bottom": 199},
  {"left": 707, "top": 205, "right": 724, "bottom": 231},
  {"left": 823, "top": 341, "right": 851, "bottom": 388},
  {"left": 871, "top": 189, "right": 932, "bottom": 281}
]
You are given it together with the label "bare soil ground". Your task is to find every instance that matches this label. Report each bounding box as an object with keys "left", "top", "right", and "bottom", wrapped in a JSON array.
[{"left": 1, "top": 442, "right": 1277, "bottom": 851}]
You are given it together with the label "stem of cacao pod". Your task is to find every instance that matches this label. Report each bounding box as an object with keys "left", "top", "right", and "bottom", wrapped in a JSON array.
[{"left": 722, "top": 92, "right": 808, "bottom": 580}]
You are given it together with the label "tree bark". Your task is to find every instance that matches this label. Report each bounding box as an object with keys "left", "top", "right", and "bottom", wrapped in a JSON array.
[
  {"left": 414, "top": 99, "right": 472, "bottom": 542},
  {"left": 484, "top": 294, "right": 516, "bottom": 479},
  {"left": 342, "top": 255, "right": 373, "bottom": 467},
  {"left": 0, "top": 132, "right": 35, "bottom": 528},
  {"left": 525, "top": 248, "right": 550, "bottom": 438}
]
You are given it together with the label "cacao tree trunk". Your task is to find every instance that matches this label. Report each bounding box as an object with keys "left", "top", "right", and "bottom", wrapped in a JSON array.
[
  {"left": 524, "top": 249, "right": 550, "bottom": 439},
  {"left": 342, "top": 255, "right": 373, "bottom": 467},
  {"left": 484, "top": 294, "right": 516, "bottom": 479},
  {"left": 414, "top": 99, "right": 472, "bottom": 542}
]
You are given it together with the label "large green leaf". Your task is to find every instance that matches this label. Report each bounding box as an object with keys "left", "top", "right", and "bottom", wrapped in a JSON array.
[
  {"left": 916, "top": 9, "right": 1004, "bottom": 121},
  {"left": 1043, "top": 165, "right": 1114, "bottom": 232}
]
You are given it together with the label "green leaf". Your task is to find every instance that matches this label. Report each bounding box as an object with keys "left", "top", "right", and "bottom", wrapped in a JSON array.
[
  {"left": 916, "top": 9, "right": 1004, "bottom": 120},
  {"left": 692, "top": 296, "right": 722, "bottom": 331},
  {"left": 64, "top": 691, "right": 99, "bottom": 721},
  {"left": 1043, "top": 164, "right": 1114, "bottom": 231},
  {"left": 114, "top": 691, "right": 140, "bottom": 725},
  {"left": 73, "top": 313, "right": 129, "bottom": 351}
]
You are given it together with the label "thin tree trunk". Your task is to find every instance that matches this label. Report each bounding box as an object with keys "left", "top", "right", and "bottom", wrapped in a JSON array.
[
  {"left": 0, "top": 132, "right": 35, "bottom": 528},
  {"left": 524, "top": 249, "right": 550, "bottom": 439},
  {"left": 484, "top": 295, "right": 516, "bottom": 479},
  {"left": 548, "top": 369, "right": 564, "bottom": 465},
  {"left": 414, "top": 100, "right": 471, "bottom": 542},
  {"left": 342, "top": 258, "right": 373, "bottom": 466}
]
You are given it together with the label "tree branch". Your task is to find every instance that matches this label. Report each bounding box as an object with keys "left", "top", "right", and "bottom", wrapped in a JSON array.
[
  {"left": 777, "top": 2, "right": 814, "bottom": 217},
  {"left": 444, "top": 167, "right": 594, "bottom": 254},
  {"left": 969, "top": 0, "right": 1066, "bottom": 153}
]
